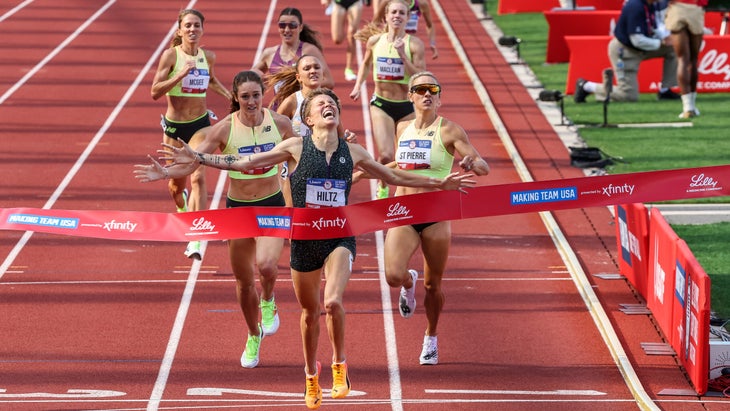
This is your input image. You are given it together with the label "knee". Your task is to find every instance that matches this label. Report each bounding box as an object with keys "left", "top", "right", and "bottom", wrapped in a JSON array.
[
  {"left": 302, "top": 306, "right": 321, "bottom": 324},
  {"left": 257, "top": 260, "right": 279, "bottom": 279},
  {"left": 384, "top": 270, "right": 403, "bottom": 288},
  {"left": 324, "top": 298, "right": 344, "bottom": 317},
  {"left": 234, "top": 272, "right": 256, "bottom": 291},
  {"left": 423, "top": 280, "right": 441, "bottom": 295},
  {"left": 379, "top": 151, "right": 394, "bottom": 164}
]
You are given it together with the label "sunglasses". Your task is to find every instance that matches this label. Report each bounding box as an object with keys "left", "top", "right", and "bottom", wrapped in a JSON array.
[
  {"left": 409, "top": 84, "right": 441, "bottom": 95},
  {"left": 278, "top": 21, "right": 299, "bottom": 30}
]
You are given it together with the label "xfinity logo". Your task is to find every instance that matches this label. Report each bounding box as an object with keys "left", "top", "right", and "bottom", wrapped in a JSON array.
[
  {"left": 104, "top": 220, "right": 137, "bottom": 232},
  {"left": 602, "top": 183, "right": 635, "bottom": 197},
  {"left": 312, "top": 217, "right": 347, "bottom": 231}
]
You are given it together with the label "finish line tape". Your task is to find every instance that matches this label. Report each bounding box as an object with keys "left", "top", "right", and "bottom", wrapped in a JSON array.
[{"left": 2, "top": 165, "right": 729, "bottom": 242}]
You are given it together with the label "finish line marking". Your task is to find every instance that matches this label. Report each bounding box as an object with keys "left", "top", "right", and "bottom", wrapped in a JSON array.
[{"left": 425, "top": 388, "right": 606, "bottom": 396}]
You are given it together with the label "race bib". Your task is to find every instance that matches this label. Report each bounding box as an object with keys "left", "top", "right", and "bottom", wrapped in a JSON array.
[
  {"left": 375, "top": 57, "right": 405, "bottom": 81},
  {"left": 238, "top": 143, "right": 275, "bottom": 175},
  {"left": 397, "top": 139, "right": 432, "bottom": 170},
  {"left": 181, "top": 68, "right": 210, "bottom": 94},
  {"left": 305, "top": 178, "right": 347, "bottom": 208}
]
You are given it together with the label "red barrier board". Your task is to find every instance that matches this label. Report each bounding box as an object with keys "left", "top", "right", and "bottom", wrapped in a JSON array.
[
  {"left": 544, "top": 10, "right": 620, "bottom": 63},
  {"left": 672, "top": 239, "right": 711, "bottom": 395},
  {"left": 647, "top": 210, "right": 680, "bottom": 339},
  {"left": 498, "top": 0, "right": 623, "bottom": 15},
  {"left": 565, "top": 34, "right": 730, "bottom": 94},
  {"left": 615, "top": 203, "right": 650, "bottom": 299}
]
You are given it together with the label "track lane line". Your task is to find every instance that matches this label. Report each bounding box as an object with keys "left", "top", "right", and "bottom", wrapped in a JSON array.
[
  {"left": 0, "top": 0, "right": 116, "bottom": 106},
  {"left": 0, "top": 0, "right": 34, "bottom": 23}
]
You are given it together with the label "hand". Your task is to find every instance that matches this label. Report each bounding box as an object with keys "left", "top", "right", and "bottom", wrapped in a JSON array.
[
  {"left": 158, "top": 139, "right": 197, "bottom": 166},
  {"left": 393, "top": 37, "right": 406, "bottom": 56},
  {"left": 343, "top": 129, "right": 358, "bottom": 143},
  {"left": 133, "top": 155, "right": 168, "bottom": 183},
  {"left": 350, "top": 87, "right": 361, "bottom": 101},
  {"left": 440, "top": 172, "right": 476, "bottom": 194},
  {"left": 459, "top": 155, "right": 475, "bottom": 172},
  {"left": 430, "top": 44, "right": 439, "bottom": 60}
]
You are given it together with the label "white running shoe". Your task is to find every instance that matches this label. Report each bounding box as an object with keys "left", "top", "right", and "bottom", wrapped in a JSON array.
[
  {"left": 399, "top": 269, "right": 418, "bottom": 318},
  {"left": 184, "top": 240, "right": 202, "bottom": 260},
  {"left": 419, "top": 335, "right": 438, "bottom": 365}
]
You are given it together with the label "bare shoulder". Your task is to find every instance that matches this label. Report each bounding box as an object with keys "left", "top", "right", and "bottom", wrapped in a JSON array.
[
  {"left": 367, "top": 33, "right": 383, "bottom": 48},
  {"left": 440, "top": 116, "right": 467, "bottom": 136},
  {"left": 208, "top": 114, "right": 233, "bottom": 139},
  {"left": 347, "top": 142, "right": 371, "bottom": 164},
  {"left": 202, "top": 47, "right": 217, "bottom": 62},
  {"left": 158, "top": 47, "right": 177, "bottom": 65},
  {"left": 396, "top": 118, "right": 414, "bottom": 136},
  {"left": 278, "top": 93, "right": 297, "bottom": 117},
  {"left": 271, "top": 109, "right": 294, "bottom": 130}
]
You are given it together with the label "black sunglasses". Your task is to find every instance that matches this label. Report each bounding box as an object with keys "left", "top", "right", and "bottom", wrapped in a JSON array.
[
  {"left": 409, "top": 84, "right": 441, "bottom": 95},
  {"left": 278, "top": 21, "right": 299, "bottom": 30}
]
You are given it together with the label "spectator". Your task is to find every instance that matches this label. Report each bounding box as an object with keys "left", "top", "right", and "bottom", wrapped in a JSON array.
[
  {"left": 665, "top": 0, "right": 707, "bottom": 118},
  {"left": 573, "top": 0, "right": 680, "bottom": 103}
]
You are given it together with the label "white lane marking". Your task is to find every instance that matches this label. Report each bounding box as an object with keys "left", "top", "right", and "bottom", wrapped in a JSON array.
[
  {"left": 187, "top": 387, "right": 366, "bottom": 397},
  {"left": 352, "top": 37, "right": 406, "bottom": 411},
  {"left": 0, "top": 0, "right": 116, "bottom": 106},
  {"left": 0, "top": 0, "right": 34, "bottom": 23},
  {"left": 0, "top": 389, "right": 125, "bottom": 398},
  {"left": 425, "top": 389, "right": 606, "bottom": 396},
  {"left": 0, "top": 0, "right": 117, "bottom": 281}
]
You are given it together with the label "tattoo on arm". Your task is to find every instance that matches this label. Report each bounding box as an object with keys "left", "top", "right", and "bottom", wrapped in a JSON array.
[
  {"left": 197, "top": 152, "right": 206, "bottom": 165},
  {"left": 223, "top": 155, "right": 237, "bottom": 168}
]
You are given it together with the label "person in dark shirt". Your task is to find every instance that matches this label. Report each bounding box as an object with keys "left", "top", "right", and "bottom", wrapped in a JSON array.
[{"left": 574, "top": 0, "right": 680, "bottom": 103}]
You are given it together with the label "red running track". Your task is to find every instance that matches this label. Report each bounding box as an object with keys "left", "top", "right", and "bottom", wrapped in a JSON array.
[{"left": 0, "top": 0, "right": 723, "bottom": 410}]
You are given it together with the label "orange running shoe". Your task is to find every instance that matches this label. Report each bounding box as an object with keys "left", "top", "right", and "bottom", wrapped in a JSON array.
[
  {"left": 305, "top": 361, "right": 323, "bottom": 409},
  {"left": 331, "top": 362, "right": 351, "bottom": 398}
]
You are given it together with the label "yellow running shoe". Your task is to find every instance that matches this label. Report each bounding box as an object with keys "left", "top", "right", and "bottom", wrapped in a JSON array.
[
  {"left": 344, "top": 68, "right": 357, "bottom": 81},
  {"left": 240, "top": 324, "right": 263, "bottom": 368},
  {"left": 176, "top": 188, "right": 188, "bottom": 213},
  {"left": 331, "top": 362, "right": 351, "bottom": 398},
  {"left": 260, "top": 297, "right": 280, "bottom": 336},
  {"left": 376, "top": 183, "right": 389, "bottom": 199},
  {"left": 305, "top": 361, "right": 322, "bottom": 409}
]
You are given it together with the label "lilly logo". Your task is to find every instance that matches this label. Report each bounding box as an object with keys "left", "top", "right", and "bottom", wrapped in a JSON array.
[
  {"left": 191, "top": 217, "right": 216, "bottom": 232},
  {"left": 689, "top": 173, "right": 718, "bottom": 189},
  {"left": 386, "top": 202, "right": 411, "bottom": 219},
  {"left": 699, "top": 48, "right": 730, "bottom": 81}
]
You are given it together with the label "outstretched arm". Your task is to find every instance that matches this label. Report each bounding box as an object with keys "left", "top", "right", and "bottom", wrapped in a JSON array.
[{"left": 350, "top": 144, "right": 475, "bottom": 193}]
